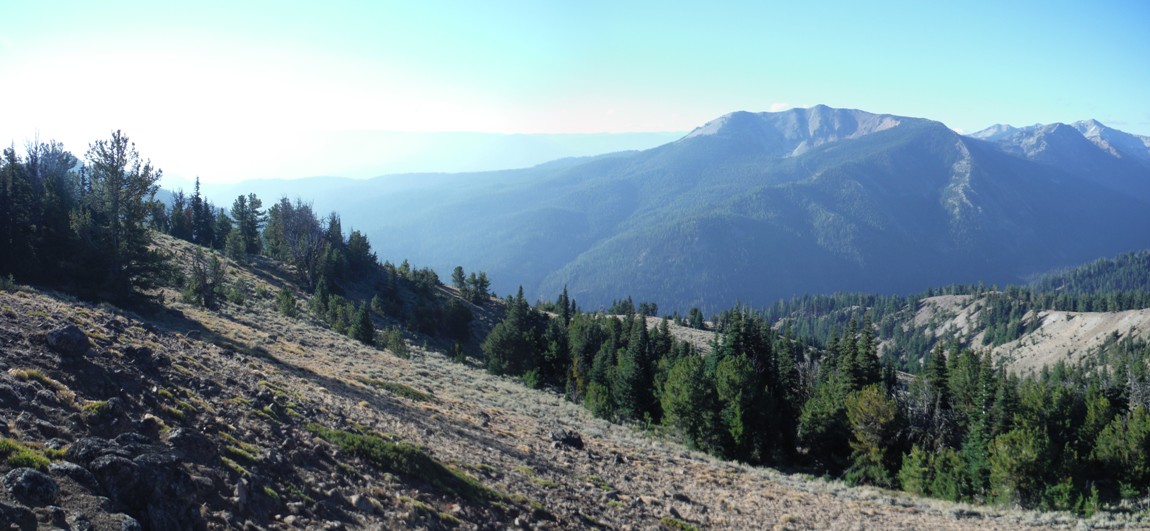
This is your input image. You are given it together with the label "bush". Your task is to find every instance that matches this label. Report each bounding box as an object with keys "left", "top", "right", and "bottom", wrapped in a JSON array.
[{"left": 276, "top": 287, "right": 298, "bottom": 318}]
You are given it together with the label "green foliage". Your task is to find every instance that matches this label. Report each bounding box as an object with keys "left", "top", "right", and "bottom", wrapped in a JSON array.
[
  {"left": 182, "top": 248, "right": 227, "bottom": 308},
  {"left": 483, "top": 287, "right": 545, "bottom": 376},
  {"left": 357, "top": 377, "right": 438, "bottom": 403},
  {"left": 0, "top": 438, "right": 52, "bottom": 471},
  {"left": 0, "top": 133, "right": 170, "bottom": 301},
  {"left": 347, "top": 302, "right": 375, "bottom": 346},
  {"left": 660, "top": 516, "right": 698, "bottom": 531},
  {"left": 661, "top": 355, "right": 716, "bottom": 451},
  {"left": 799, "top": 371, "right": 852, "bottom": 473},
  {"left": 989, "top": 427, "right": 1049, "bottom": 505},
  {"left": 844, "top": 384, "right": 899, "bottom": 487},
  {"left": 276, "top": 287, "right": 299, "bottom": 317},
  {"left": 898, "top": 445, "right": 930, "bottom": 495},
  {"left": 382, "top": 327, "right": 408, "bottom": 358},
  {"left": 1093, "top": 406, "right": 1150, "bottom": 488}
]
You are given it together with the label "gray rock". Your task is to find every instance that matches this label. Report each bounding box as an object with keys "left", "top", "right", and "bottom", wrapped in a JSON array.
[
  {"left": 117, "top": 514, "right": 143, "bottom": 531},
  {"left": 548, "top": 429, "right": 584, "bottom": 450},
  {"left": 46, "top": 325, "right": 90, "bottom": 357},
  {"left": 0, "top": 501, "right": 36, "bottom": 530},
  {"left": 66, "top": 437, "right": 114, "bottom": 466},
  {"left": 167, "top": 427, "right": 216, "bottom": 461},
  {"left": 3, "top": 468, "right": 58, "bottom": 505},
  {"left": 89, "top": 455, "right": 142, "bottom": 505},
  {"left": 49, "top": 461, "right": 99, "bottom": 490}
]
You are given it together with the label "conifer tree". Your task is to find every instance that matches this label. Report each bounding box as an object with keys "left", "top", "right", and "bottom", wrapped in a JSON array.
[{"left": 73, "top": 130, "right": 166, "bottom": 301}]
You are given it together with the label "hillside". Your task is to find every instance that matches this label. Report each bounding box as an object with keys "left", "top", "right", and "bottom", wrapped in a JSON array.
[
  {"left": 203, "top": 105, "right": 1150, "bottom": 311},
  {"left": 0, "top": 237, "right": 1108, "bottom": 530},
  {"left": 904, "top": 295, "right": 1150, "bottom": 375}
]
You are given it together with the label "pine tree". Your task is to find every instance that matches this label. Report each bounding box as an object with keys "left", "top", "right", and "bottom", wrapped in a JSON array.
[
  {"left": 73, "top": 130, "right": 166, "bottom": 301},
  {"left": 348, "top": 303, "right": 375, "bottom": 346}
]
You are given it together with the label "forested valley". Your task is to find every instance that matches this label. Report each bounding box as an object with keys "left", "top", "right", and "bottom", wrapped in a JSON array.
[{"left": 4, "top": 132, "right": 1150, "bottom": 519}]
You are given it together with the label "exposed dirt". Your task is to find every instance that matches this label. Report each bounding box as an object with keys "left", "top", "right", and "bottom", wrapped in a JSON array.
[
  {"left": 909, "top": 294, "right": 1150, "bottom": 375},
  {"left": 993, "top": 309, "right": 1150, "bottom": 375}
]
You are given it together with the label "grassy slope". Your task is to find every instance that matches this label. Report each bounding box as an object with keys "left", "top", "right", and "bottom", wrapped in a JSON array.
[{"left": 0, "top": 234, "right": 1127, "bottom": 529}]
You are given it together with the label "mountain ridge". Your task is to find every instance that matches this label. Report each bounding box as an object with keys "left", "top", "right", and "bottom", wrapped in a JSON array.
[{"left": 197, "top": 105, "right": 1150, "bottom": 312}]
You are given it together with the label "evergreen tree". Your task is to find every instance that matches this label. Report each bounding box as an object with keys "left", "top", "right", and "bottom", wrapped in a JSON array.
[
  {"left": 844, "top": 383, "right": 899, "bottom": 487},
  {"left": 661, "top": 354, "right": 717, "bottom": 451},
  {"left": 614, "top": 318, "right": 654, "bottom": 421},
  {"left": 230, "top": 193, "right": 265, "bottom": 256},
  {"left": 169, "top": 189, "right": 192, "bottom": 241},
  {"left": 452, "top": 266, "right": 467, "bottom": 294},
  {"left": 348, "top": 302, "right": 375, "bottom": 346},
  {"left": 73, "top": 130, "right": 166, "bottom": 301}
]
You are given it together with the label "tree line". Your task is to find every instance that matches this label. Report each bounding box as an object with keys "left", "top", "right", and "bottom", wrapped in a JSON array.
[
  {"left": 482, "top": 288, "right": 1150, "bottom": 514},
  {"left": 0, "top": 132, "right": 491, "bottom": 357}
]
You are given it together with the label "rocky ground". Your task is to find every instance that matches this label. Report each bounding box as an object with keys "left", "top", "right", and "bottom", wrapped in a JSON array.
[{"left": 0, "top": 249, "right": 1142, "bottom": 529}]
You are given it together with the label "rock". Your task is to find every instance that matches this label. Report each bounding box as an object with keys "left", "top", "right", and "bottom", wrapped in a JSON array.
[
  {"left": 89, "top": 455, "right": 142, "bottom": 505},
  {"left": 34, "top": 389, "right": 58, "bottom": 406},
  {"left": 15, "top": 411, "right": 59, "bottom": 438},
  {"left": 49, "top": 461, "right": 99, "bottom": 490},
  {"left": 951, "top": 508, "right": 980, "bottom": 520},
  {"left": 36, "top": 504, "right": 67, "bottom": 527},
  {"left": 349, "top": 494, "right": 373, "bottom": 513},
  {"left": 46, "top": 325, "right": 90, "bottom": 357},
  {"left": 167, "top": 428, "right": 216, "bottom": 461},
  {"left": 235, "top": 479, "right": 250, "bottom": 514},
  {"left": 116, "top": 514, "right": 143, "bottom": 531},
  {"left": 0, "top": 383, "right": 22, "bottom": 408},
  {"left": 672, "top": 492, "right": 691, "bottom": 503},
  {"left": 68, "top": 513, "right": 94, "bottom": 531},
  {"left": 0, "top": 501, "right": 36, "bottom": 531},
  {"left": 548, "top": 429, "right": 584, "bottom": 450},
  {"left": 66, "top": 437, "right": 115, "bottom": 466},
  {"left": 3, "top": 468, "right": 59, "bottom": 505}
]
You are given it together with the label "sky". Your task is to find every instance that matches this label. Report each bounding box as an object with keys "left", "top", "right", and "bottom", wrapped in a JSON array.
[{"left": 2, "top": 0, "right": 1148, "bottom": 183}]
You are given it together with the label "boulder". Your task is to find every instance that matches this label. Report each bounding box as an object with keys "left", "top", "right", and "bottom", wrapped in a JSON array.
[
  {"left": 66, "top": 437, "right": 114, "bottom": 467},
  {"left": 548, "top": 429, "right": 584, "bottom": 450},
  {"left": 2, "top": 467, "right": 58, "bottom": 505},
  {"left": 89, "top": 455, "right": 143, "bottom": 506},
  {"left": 49, "top": 461, "right": 100, "bottom": 490},
  {"left": 46, "top": 325, "right": 90, "bottom": 357},
  {"left": 0, "top": 501, "right": 36, "bottom": 530}
]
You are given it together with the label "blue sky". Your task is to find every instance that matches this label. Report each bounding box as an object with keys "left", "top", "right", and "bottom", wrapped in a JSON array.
[{"left": 2, "top": 1, "right": 1148, "bottom": 181}]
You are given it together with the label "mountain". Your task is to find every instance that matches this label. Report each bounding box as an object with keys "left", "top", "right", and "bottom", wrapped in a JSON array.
[
  {"left": 970, "top": 119, "right": 1150, "bottom": 201},
  {"left": 206, "top": 106, "right": 1150, "bottom": 312}
]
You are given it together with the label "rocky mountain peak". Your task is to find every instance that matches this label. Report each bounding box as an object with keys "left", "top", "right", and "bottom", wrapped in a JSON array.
[{"left": 682, "top": 105, "right": 907, "bottom": 156}]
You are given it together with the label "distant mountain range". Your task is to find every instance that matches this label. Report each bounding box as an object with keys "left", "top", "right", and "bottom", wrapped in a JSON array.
[{"left": 202, "top": 105, "right": 1150, "bottom": 312}]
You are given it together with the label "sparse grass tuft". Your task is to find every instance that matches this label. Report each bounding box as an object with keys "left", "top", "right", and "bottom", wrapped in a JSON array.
[
  {"left": 356, "top": 377, "right": 438, "bottom": 403},
  {"left": 0, "top": 439, "right": 52, "bottom": 471},
  {"left": 660, "top": 516, "right": 698, "bottom": 531},
  {"left": 82, "top": 400, "right": 112, "bottom": 417},
  {"left": 308, "top": 424, "right": 499, "bottom": 502},
  {"left": 221, "top": 455, "right": 251, "bottom": 476},
  {"left": 8, "top": 368, "right": 75, "bottom": 402},
  {"left": 587, "top": 474, "right": 612, "bottom": 490}
]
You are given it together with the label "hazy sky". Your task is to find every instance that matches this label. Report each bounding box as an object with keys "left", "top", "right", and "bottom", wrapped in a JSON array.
[{"left": 2, "top": 1, "right": 1148, "bottom": 182}]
